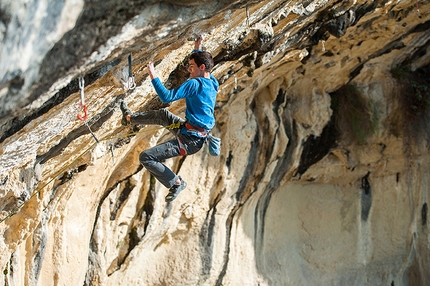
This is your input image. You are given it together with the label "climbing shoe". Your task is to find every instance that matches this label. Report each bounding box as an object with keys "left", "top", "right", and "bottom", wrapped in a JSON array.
[
  {"left": 165, "top": 176, "right": 187, "bottom": 202},
  {"left": 120, "top": 100, "right": 131, "bottom": 126}
]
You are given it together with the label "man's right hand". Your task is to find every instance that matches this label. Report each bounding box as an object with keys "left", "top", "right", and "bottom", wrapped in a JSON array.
[{"left": 194, "top": 35, "right": 203, "bottom": 50}]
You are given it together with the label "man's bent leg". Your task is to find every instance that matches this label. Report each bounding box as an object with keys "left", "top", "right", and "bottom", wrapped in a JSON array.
[
  {"left": 139, "top": 139, "right": 181, "bottom": 188},
  {"left": 131, "top": 108, "right": 184, "bottom": 127}
]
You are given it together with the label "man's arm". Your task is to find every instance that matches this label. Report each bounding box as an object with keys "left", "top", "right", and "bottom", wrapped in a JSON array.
[
  {"left": 151, "top": 77, "right": 198, "bottom": 104},
  {"left": 193, "top": 35, "right": 203, "bottom": 51}
]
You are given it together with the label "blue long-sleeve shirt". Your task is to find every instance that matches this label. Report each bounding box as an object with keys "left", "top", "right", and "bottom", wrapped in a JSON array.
[{"left": 151, "top": 72, "right": 219, "bottom": 131}]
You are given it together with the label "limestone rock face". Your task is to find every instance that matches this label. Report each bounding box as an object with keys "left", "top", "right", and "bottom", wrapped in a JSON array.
[{"left": 1, "top": 0, "right": 430, "bottom": 285}]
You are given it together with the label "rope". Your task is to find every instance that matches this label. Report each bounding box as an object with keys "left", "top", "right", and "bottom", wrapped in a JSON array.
[
  {"left": 0, "top": 122, "right": 182, "bottom": 224},
  {"left": 84, "top": 121, "right": 100, "bottom": 143}
]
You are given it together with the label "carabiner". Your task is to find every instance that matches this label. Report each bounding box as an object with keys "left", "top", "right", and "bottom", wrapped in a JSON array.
[
  {"left": 77, "top": 103, "right": 88, "bottom": 122},
  {"left": 77, "top": 77, "right": 87, "bottom": 121}
]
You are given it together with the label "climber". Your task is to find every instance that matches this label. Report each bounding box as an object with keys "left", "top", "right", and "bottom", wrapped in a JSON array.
[{"left": 120, "top": 35, "right": 219, "bottom": 202}]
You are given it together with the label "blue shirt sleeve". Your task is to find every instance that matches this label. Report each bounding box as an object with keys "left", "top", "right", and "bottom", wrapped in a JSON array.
[{"left": 151, "top": 78, "right": 199, "bottom": 104}]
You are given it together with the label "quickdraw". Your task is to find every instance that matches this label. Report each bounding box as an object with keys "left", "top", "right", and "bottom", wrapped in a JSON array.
[
  {"left": 246, "top": 6, "right": 250, "bottom": 27},
  {"left": 416, "top": 0, "right": 420, "bottom": 17},
  {"left": 77, "top": 76, "right": 99, "bottom": 143},
  {"left": 122, "top": 53, "right": 136, "bottom": 90},
  {"left": 77, "top": 77, "right": 87, "bottom": 121}
]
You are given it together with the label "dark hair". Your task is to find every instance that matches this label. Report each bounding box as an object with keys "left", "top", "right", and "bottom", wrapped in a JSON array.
[{"left": 189, "top": 51, "right": 214, "bottom": 72}]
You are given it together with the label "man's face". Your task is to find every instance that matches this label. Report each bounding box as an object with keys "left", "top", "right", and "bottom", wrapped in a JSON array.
[{"left": 188, "top": 59, "right": 204, "bottom": 78}]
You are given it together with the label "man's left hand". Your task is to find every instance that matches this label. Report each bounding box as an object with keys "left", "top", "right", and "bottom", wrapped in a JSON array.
[{"left": 147, "top": 62, "right": 157, "bottom": 80}]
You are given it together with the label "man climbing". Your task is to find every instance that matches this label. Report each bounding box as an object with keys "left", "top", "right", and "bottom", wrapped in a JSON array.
[{"left": 120, "top": 36, "right": 219, "bottom": 202}]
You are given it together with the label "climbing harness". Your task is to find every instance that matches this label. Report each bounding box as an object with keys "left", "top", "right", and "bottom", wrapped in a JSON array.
[
  {"left": 176, "top": 122, "right": 208, "bottom": 156},
  {"left": 122, "top": 53, "right": 136, "bottom": 91},
  {"left": 0, "top": 122, "right": 183, "bottom": 224},
  {"left": 177, "top": 137, "right": 187, "bottom": 156},
  {"left": 77, "top": 76, "right": 99, "bottom": 144},
  {"left": 184, "top": 122, "right": 208, "bottom": 137},
  {"left": 179, "top": 122, "right": 221, "bottom": 156},
  {"left": 182, "top": 122, "right": 220, "bottom": 157}
]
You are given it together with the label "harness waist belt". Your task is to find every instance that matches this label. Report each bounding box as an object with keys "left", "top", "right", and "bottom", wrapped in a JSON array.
[{"left": 185, "top": 122, "right": 206, "bottom": 132}]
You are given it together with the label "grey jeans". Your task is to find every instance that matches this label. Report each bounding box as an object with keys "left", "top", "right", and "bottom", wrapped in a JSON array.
[{"left": 130, "top": 109, "right": 205, "bottom": 188}]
